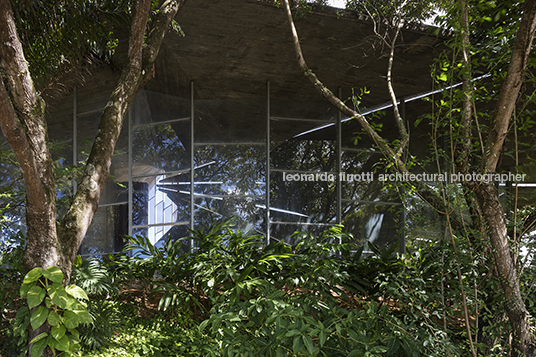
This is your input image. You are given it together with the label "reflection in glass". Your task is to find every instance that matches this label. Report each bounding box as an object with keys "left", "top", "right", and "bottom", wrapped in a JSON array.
[
  {"left": 132, "top": 121, "right": 190, "bottom": 174},
  {"left": 194, "top": 98, "right": 266, "bottom": 143},
  {"left": 132, "top": 174, "right": 190, "bottom": 230},
  {"left": 132, "top": 91, "right": 190, "bottom": 126},
  {"left": 194, "top": 144, "right": 265, "bottom": 196},
  {"left": 194, "top": 197, "right": 265, "bottom": 235},
  {"left": 270, "top": 223, "right": 336, "bottom": 246},
  {"left": 270, "top": 172, "right": 336, "bottom": 223},
  {"left": 341, "top": 202, "right": 402, "bottom": 250},
  {"left": 80, "top": 204, "right": 127, "bottom": 257}
]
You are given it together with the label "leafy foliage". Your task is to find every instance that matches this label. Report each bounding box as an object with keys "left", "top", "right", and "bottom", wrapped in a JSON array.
[
  {"left": 11, "top": 0, "right": 132, "bottom": 89},
  {"left": 111, "top": 219, "right": 461, "bottom": 356},
  {"left": 12, "top": 266, "right": 92, "bottom": 357}
]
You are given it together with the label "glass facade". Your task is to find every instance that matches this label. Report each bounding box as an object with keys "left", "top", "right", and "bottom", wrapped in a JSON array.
[{"left": 63, "top": 83, "right": 408, "bottom": 257}]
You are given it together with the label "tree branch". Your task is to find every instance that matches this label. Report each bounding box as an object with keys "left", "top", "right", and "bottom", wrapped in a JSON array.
[
  {"left": 59, "top": 0, "right": 184, "bottom": 266},
  {"left": 482, "top": 0, "right": 536, "bottom": 173},
  {"left": 281, "top": 0, "right": 463, "bottom": 231}
]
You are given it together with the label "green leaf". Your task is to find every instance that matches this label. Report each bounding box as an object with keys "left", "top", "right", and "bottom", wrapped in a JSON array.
[
  {"left": 29, "top": 332, "right": 48, "bottom": 344},
  {"left": 285, "top": 329, "right": 301, "bottom": 337},
  {"left": 199, "top": 319, "right": 209, "bottom": 332},
  {"left": 69, "top": 328, "right": 80, "bottom": 340},
  {"left": 30, "top": 306, "right": 49, "bottom": 330},
  {"left": 48, "top": 284, "right": 69, "bottom": 309},
  {"left": 65, "top": 285, "right": 89, "bottom": 301},
  {"left": 303, "top": 335, "right": 314, "bottom": 354},
  {"left": 27, "top": 286, "right": 46, "bottom": 309},
  {"left": 293, "top": 335, "right": 303, "bottom": 354},
  {"left": 20, "top": 282, "right": 32, "bottom": 299},
  {"left": 51, "top": 324, "right": 66, "bottom": 341},
  {"left": 72, "top": 309, "right": 93, "bottom": 324},
  {"left": 30, "top": 336, "right": 48, "bottom": 357},
  {"left": 348, "top": 349, "right": 363, "bottom": 357},
  {"left": 15, "top": 305, "right": 29, "bottom": 320},
  {"left": 44, "top": 297, "right": 53, "bottom": 309},
  {"left": 63, "top": 311, "right": 79, "bottom": 329},
  {"left": 23, "top": 268, "right": 44, "bottom": 285},
  {"left": 437, "top": 72, "right": 448, "bottom": 82},
  {"left": 42, "top": 266, "right": 64, "bottom": 283},
  {"left": 54, "top": 334, "right": 70, "bottom": 351},
  {"left": 319, "top": 330, "right": 326, "bottom": 346}
]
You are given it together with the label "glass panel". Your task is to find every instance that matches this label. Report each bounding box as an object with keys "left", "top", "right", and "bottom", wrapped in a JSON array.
[
  {"left": 0, "top": 141, "right": 26, "bottom": 238},
  {"left": 132, "top": 174, "right": 190, "bottom": 227},
  {"left": 194, "top": 98, "right": 266, "bottom": 143},
  {"left": 271, "top": 120, "right": 337, "bottom": 172},
  {"left": 132, "top": 90, "right": 191, "bottom": 126},
  {"left": 132, "top": 121, "right": 191, "bottom": 174},
  {"left": 77, "top": 111, "right": 101, "bottom": 161},
  {"left": 99, "top": 154, "right": 129, "bottom": 205},
  {"left": 194, "top": 144, "right": 265, "bottom": 196},
  {"left": 80, "top": 204, "right": 128, "bottom": 257},
  {"left": 130, "top": 225, "right": 193, "bottom": 255},
  {"left": 341, "top": 202, "right": 402, "bottom": 251},
  {"left": 270, "top": 172, "right": 336, "bottom": 223},
  {"left": 271, "top": 118, "right": 336, "bottom": 143},
  {"left": 194, "top": 197, "right": 265, "bottom": 235},
  {"left": 77, "top": 110, "right": 128, "bottom": 204},
  {"left": 270, "top": 94, "right": 336, "bottom": 123},
  {"left": 404, "top": 194, "right": 443, "bottom": 247},
  {"left": 269, "top": 223, "right": 336, "bottom": 246}
]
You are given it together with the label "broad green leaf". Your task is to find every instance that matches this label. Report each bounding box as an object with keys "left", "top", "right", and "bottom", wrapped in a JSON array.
[
  {"left": 48, "top": 310, "right": 62, "bottom": 326},
  {"left": 72, "top": 309, "right": 93, "bottom": 324},
  {"left": 48, "top": 283, "right": 69, "bottom": 309},
  {"left": 30, "top": 336, "right": 48, "bottom": 357},
  {"left": 29, "top": 332, "right": 48, "bottom": 344},
  {"left": 68, "top": 328, "right": 80, "bottom": 340},
  {"left": 199, "top": 319, "right": 209, "bottom": 332},
  {"left": 45, "top": 297, "right": 53, "bottom": 308},
  {"left": 63, "top": 311, "right": 79, "bottom": 329},
  {"left": 15, "top": 305, "right": 29, "bottom": 320},
  {"left": 54, "top": 334, "right": 70, "bottom": 351},
  {"left": 51, "top": 324, "right": 66, "bottom": 341},
  {"left": 66, "top": 298, "right": 86, "bottom": 311},
  {"left": 23, "top": 267, "right": 44, "bottom": 285},
  {"left": 65, "top": 285, "right": 89, "bottom": 301},
  {"left": 30, "top": 306, "right": 49, "bottom": 330},
  {"left": 276, "top": 347, "right": 284, "bottom": 357},
  {"left": 20, "top": 282, "right": 32, "bottom": 299},
  {"left": 42, "top": 266, "right": 63, "bottom": 283},
  {"left": 27, "top": 286, "right": 46, "bottom": 309}
]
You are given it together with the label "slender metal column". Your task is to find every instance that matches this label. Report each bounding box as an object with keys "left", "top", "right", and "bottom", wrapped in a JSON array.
[
  {"left": 73, "top": 87, "right": 78, "bottom": 195},
  {"left": 190, "top": 81, "right": 195, "bottom": 231},
  {"left": 266, "top": 81, "right": 271, "bottom": 244},
  {"left": 337, "top": 88, "right": 343, "bottom": 244},
  {"left": 399, "top": 97, "right": 406, "bottom": 254},
  {"left": 128, "top": 108, "right": 133, "bottom": 236}
]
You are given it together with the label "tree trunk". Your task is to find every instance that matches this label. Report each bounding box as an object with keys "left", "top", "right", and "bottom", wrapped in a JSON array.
[
  {"left": 475, "top": 183, "right": 534, "bottom": 356},
  {"left": 0, "top": 0, "right": 185, "bottom": 355}
]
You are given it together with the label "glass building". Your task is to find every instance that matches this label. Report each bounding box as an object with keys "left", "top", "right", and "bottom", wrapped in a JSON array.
[{"left": 1, "top": 0, "right": 467, "bottom": 256}]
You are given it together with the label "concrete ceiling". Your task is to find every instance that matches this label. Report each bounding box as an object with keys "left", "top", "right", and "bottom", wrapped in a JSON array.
[{"left": 149, "top": 0, "right": 447, "bottom": 109}]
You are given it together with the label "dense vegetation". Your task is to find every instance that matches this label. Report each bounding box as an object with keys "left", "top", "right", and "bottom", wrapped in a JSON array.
[{"left": 2, "top": 217, "right": 535, "bottom": 356}]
